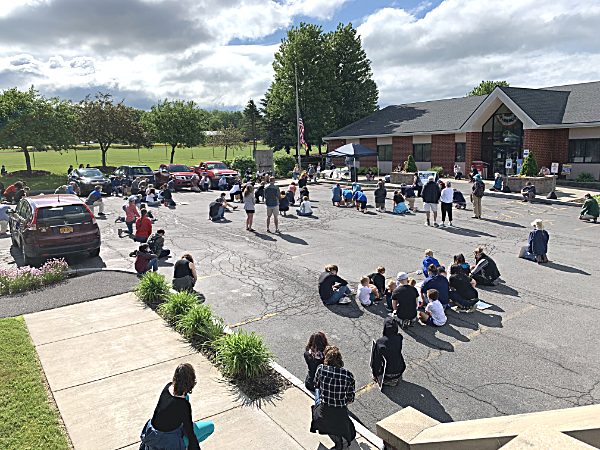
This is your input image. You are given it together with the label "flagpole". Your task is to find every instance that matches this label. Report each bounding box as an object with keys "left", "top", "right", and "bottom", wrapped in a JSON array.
[{"left": 295, "top": 63, "right": 302, "bottom": 171}]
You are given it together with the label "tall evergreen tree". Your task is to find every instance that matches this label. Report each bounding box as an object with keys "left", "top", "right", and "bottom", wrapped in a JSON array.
[
  {"left": 241, "top": 99, "right": 262, "bottom": 152},
  {"left": 260, "top": 90, "right": 292, "bottom": 153}
]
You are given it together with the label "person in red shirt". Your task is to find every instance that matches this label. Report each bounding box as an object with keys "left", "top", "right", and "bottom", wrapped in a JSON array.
[
  {"left": 134, "top": 209, "right": 152, "bottom": 243},
  {"left": 4, "top": 182, "right": 22, "bottom": 203}
]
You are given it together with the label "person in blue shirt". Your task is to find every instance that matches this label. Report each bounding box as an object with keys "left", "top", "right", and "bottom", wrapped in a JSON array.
[
  {"left": 65, "top": 182, "right": 78, "bottom": 195},
  {"left": 351, "top": 182, "right": 361, "bottom": 194},
  {"left": 353, "top": 190, "right": 368, "bottom": 213},
  {"left": 332, "top": 183, "right": 342, "bottom": 206},
  {"left": 490, "top": 173, "right": 503, "bottom": 191},
  {"left": 422, "top": 249, "right": 441, "bottom": 277},
  {"left": 342, "top": 189, "right": 353, "bottom": 206},
  {"left": 112, "top": 177, "right": 122, "bottom": 196},
  {"left": 1, "top": 165, "right": 7, "bottom": 176},
  {"left": 167, "top": 178, "right": 176, "bottom": 191},
  {"left": 520, "top": 219, "right": 549, "bottom": 263},
  {"left": 420, "top": 265, "right": 450, "bottom": 308}
]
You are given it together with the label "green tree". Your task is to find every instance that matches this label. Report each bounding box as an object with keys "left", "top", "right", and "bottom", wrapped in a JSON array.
[
  {"left": 208, "top": 116, "right": 223, "bottom": 131},
  {"left": 78, "top": 92, "right": 149, "bottom": 167},
  {"left": 241, "top": 99, "right": 262, "bottom": 151},
  {"left": 467, "top": 80, "right": 510, "bottom": 96},
  {"left": 230, "top": 155, "right": 256, "bottom": 175},
  {"left": 142, "top": 99, "right": 207, "bottom": 164},
  {"left": 273, "top": 152, "right": 296, "bottom": 176},
  {"left": 0, "top": 87, "right": 77, "bottom": 174},
  {"left": 405, "top": 155, "right": 418, "bottom": 172},
  {"left": 260, "top": 91, "right": 291, "bottom": 153},
  {"left": 520, "top": 151, "right": 539, "bottom": 177},
  {"left": 328, "top": 23, "right": 379, "bottom": 131},
  {"left": 211, "top": 124, "right": 245, "bottom": 160}
]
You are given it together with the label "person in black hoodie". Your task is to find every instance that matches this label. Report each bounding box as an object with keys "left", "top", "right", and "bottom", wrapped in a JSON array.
[
  {"left": 373, "top": 182, "right": 387, "bottom": 212},
  {"left": 421, "top": 176, "right": 441, "bottom": 227},
  {"left": 371, "top": 317, "right": 406, "bottom": 386},
  {"left": 471, "top": 247, "right": 501, "bottom": 286}
]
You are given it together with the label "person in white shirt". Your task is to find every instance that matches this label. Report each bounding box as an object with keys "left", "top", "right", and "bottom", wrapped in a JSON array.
[
  {"left": 145, "top": 189, "right": 160, "bottom": 206},
  {"left": 229, "top": 182, "right": 241, "bottom": 202},
  {"left": 357, "top": 276, "right": 379, "bottom": 306},
  {"left": 419, "top": 289, "right": 447, "bottom": 326},
  {"left": 440, "top": 180, "right": 454, "bottom": 227},
  {"left": 296, "top": 196, "right": 313, "bottom": 216}
]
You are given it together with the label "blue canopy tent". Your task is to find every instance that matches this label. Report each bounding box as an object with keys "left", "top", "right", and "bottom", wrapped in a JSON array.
[{"left": 327, "top": 143, "right": 380, "bottom": 181}]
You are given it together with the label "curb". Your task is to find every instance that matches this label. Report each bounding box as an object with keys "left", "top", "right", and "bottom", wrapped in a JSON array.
[{"left": 65, "top": 267, "right": 139, "bottom": 276}]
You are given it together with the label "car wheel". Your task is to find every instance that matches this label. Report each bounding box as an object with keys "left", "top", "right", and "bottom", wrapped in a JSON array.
[
  {"left": 21, "top": 239, "right": 39, "bottom": 266},
  {"left": 89, "top": 248, "right": 100, "bottom": 258},
  {"left": 10, "top": 227, "right": 18, "bottom": 247}
]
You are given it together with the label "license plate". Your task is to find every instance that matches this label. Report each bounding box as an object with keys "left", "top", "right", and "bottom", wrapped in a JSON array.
[{"left": 60, "top": 226, "right": 74, "bottom": 233}]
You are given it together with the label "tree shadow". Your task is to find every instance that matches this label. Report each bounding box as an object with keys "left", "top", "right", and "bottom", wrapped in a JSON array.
[
  {"left": 542, "top": 262, "right": 590, "bottom": 275},
  {"left": 278, "top": 233, "right": 308, "bottom": 245},
  {"left": 442, "top": 227, "right": 495, "bottom": 238},
  {"left": 480, "top": 218, "right": 526, "bottom": 228},
  {"left": 377, "top": 380, "right": 453, "bottom": 423}
]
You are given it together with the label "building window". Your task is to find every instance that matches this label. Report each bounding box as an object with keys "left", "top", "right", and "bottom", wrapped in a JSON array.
[
  {"left": 377, "top": 144, "right": 392, "bottom": 161},
  {"left": 455, "top": 142, "right": 466, "bottom": 162},
  {"left": 568, "top": 139, "right": 600, "bottom": 163},
  {"left": 413, "top": 143, "right": 431, "bottom": 162}
]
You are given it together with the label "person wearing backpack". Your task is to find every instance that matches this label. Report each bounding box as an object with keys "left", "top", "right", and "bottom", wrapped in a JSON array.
[
  {"left": 147, "top": 229, "right": 170, "bottom": 259},
  {"left": 471, "top": 174, "right": 485, "bottom": 219}
]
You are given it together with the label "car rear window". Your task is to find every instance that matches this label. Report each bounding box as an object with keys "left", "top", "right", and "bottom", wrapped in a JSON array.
[
  {"left": 131, "top": 167, "right": 153, "bottom": 174},
  {"left": 167, "top": 165, "right": 191, "bottom": 172},
  {"left": 36, "top": 205, "right": 92, "bottom": 226},
  {"left": 206, "top": 163, "right": 228, "bottom": 170}
]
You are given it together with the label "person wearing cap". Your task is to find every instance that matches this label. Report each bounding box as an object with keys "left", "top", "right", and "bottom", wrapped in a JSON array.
[
  {"left": 471, "top": 174, "right": 485, "bottom": 219},
  {"left": 519, "top": 219, "right": 549, "bottom": 263},
  {"left": 421, "top": 175, "right": 441, "bottom": 227},
  {"left": 579, "top": 193, "right": 599, "bottom": 223},
  {"left": 391, "top": 272, "right": 420, "bottom": 328}
]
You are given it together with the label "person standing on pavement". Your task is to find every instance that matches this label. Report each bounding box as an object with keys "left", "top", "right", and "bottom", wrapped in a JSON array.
[
  {"left": 412, "top": 173, "right": 423, "bottom": 197},
  {"left": 422, "top": 176, "right": 441, "bottom": 227},
  {"left": 303, "top": 332, "right": 329, "bottom": 392},
  {"left": 264, "top": 177, "right": 280, "bottom": 233},
  {"left": 579, "top": 193, "right": 599, "bottom": 223},
  {"left": 471, "top": 174, "right": 485, "bottom": 219},
  {"left": 371, "top": 317, "right": 406, "bottom": 386},
  {"left": 400, "top": 183, "right": 416, "bottom": 211},
  {"left": 243, "top": 184, "right": 256, "bottom": 231},
  {"left": 85, "top": 185, "right": 105, "bottom": 216},
  {"left": 440, "top": 180, "right": 454, "bottom": 227},
  {"left": 318, "top": 265, "right": 352, "bottom": 305},
  {"left": 172, "top": 254, "right": 198, "bottom": 292},
  {"left": 374, "top": 182, "right": 387, "bottom": 212},
  {"left": 134, "top": 209, "right": 152, "bottom": 242}
]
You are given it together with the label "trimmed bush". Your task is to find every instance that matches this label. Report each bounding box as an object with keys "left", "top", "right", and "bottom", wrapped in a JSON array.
[
  {"left": 133, "top": 272, "right": 171, "bottom": 306},
  {"left": 430, "top": 166, "right": 444, "bottom": 177},
  {"left": 520, "top": 152, "right": 539, "bottom": 177},
  {"left": 157, "top": 291, "right": 198, "bottom": 324},
  {"left": 0, "top": 259, "right": 68, "bottom": 295},
  {"left": 215, "top": 329, "right": 273, "bottom": 379},
  {"left": 576, "top": 172, "right": 595, "bottom": 182},
  {"left": 274, "top": 153, "right": 296, "bottom": 176},
  {"left": 405, "top": 155, "right": 418, "bottom": 173},
  {"left": 177, "top": 304, "right": 224, "bottom": 345},
  {"left": 230, "top": 155, "right": 256, "bottom": 175}
]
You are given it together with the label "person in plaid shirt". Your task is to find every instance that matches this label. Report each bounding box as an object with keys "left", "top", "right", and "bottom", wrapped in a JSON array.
[{"left": 310, "top": 346, "right": 356, "bottom": 449}]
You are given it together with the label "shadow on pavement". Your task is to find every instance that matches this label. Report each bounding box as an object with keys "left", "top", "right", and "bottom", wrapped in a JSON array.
[
  {"left": 278, "top": 234, "right": 308, "bottom": 245},
  {"left": 543, "top": 261, "right": 590, "bottom": 275},
  {"left": 380, "top": 380, "right": 453, "bottom": 423},
  {"left": 442, "top": 226, "right": 495, "bottom": 237},
  {"left": 480, "top": 218, "right": 526, "bottom": 228},
  {"left": 253, "top": 232, "right": 277, "bottom": 242},
  {"left": 326, "top": 300, "right": 364, "bottom": 319}
]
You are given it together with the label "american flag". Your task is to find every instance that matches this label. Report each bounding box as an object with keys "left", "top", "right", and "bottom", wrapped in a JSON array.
[{"left": 299, "top": 115, "right": 307, "bottom": 148}]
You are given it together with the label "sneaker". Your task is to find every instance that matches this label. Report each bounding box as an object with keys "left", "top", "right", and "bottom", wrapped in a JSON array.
[
  {"left": 267, "top": 229, "right": 271, "bottom": 233},
  {"left": 425, "top": 220, "right": 430, "bottom": 226},
  {"left": 439, "top": 223, "right": 445, "bottom": 227},
  {"left": 472, "top": 216, "right": 478, "bottom": 218},
  {"left": 468, "top": 304, "right": 478, "bottom": 313},
  {"left": 433, "top": 222, "right": 439, "bottom": 228},
  {"left": 449, "top": 222, "right": 453, "bottom": 226},
  {"left": 275, "top": 229, "right": 280, "bottom": 233},
  {"left": 492, "top": 278, "right": 500, "bottom": 286},
  {"left": 338, "top": 297, "right": 351, "bottom": 305},
  {"left": 118, "top": 229, "right": 123, "bottom": 238},
  {"left": 98, "top": 212, "right": 106, "bottom": 216}
]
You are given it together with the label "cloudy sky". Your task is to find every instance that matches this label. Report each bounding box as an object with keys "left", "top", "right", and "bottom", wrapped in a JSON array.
[{"left": 1, "top": 0, "right": 599, "bottom": 110}]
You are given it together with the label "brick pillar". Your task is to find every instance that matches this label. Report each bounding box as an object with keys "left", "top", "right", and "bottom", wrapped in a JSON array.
[
  {"left": 328, "top": 139, "right": 346, "bottom": 166},
  {"left": 431, "top": 134, "right": 456, "bottom": 176},
  {"left": 359, "top": 138, "right": 378, "bottom": 168},
  {"left": 523, "top": 129, "right": 570, "bottom": 170},
  {"left": 392, "top": 136, "right": 413, "bottom": 170},
  {"left": 465, "top": 132, "right": 482, "bottom": 172}
]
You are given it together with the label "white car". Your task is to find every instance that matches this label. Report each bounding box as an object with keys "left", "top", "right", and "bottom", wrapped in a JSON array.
[{"left": 321, "top": 166, "right": 351, "bottom": 179}]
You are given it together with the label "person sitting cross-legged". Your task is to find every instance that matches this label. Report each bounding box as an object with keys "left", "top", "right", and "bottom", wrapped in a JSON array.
[
  {"left": 148, "top": 229, "right": 170, "bottom": 259},
  {"left": 448, "top": 264, "right": 479, "bottom": 312},
  {"left": 420, "top": 264, "right": 450, "bottom": 310},
  {"left": 418, "top": 289, "right": 447, "bottom": 327},
  {"left": 318, "top": 265, "right": 352, "bottom": 305},
  {"left": 371, "top": 317, "right": 406, "bottom": 386},
  {"left": 357, "top": 276, "right": 379, "bottom": 307},
  {"left": 521, "top": 181, "right": 536, "bottom": 202},
  {"left": 296, "top": 196, "right": 313, "bottom": 216},
  {"left": 392, "top": 272, "right": 419, "bottom": 328}
]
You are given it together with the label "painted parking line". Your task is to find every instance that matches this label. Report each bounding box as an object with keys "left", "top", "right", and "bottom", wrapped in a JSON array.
[
  {"left": 354, "top": 305, "right": 536, "bottom": 397},
  {"left": 574, "top": 223, "right": 600, "bottom": 231},
  {"left": 228, "top": 307, "right": 295, "bottom": 328}
]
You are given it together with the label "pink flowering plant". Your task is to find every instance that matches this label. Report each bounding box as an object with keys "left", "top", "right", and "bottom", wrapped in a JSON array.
[{"left": 0, "top": 259, "right": 69, "bottom": 295}]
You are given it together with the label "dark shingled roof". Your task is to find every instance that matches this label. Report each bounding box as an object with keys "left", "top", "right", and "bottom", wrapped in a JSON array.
[
  {"left": 325, "top": 80, "right": 600, "bottom": 139},
  {"left": 325, "top": 95, "right": 487, "bottom": 138}
]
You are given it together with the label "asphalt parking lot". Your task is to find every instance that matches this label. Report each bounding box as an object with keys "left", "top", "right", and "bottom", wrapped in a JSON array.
[{"left": 1, "top": 183, "right": 599, "bottom": 432}]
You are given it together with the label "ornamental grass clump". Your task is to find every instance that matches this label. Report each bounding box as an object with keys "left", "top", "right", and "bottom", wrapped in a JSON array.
[
  {"left": 0, "top": 258, "right": 68, "bottom": 295},
  {"left": 177, "top": 304, "right": 224, "bottom": 345},
  {"left": 133, "top": 272, "right": 171, "bottom": 306},
  {"left": 157, "top": 291, "right": 198, "bottom": 324},
  {"left": 214, "top": 330, "right": 273, "bottom": 379}
]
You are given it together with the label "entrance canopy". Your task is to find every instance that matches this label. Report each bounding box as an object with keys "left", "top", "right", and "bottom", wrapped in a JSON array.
[{"left": 327, "top": 143, "right": 378, "bottom": 158}]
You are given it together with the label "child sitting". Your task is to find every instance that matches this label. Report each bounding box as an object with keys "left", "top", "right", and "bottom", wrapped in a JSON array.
[
  {"left": 392, "top": 191, "right": 409, "bottom": 214},
  {"left": 384, "top": 279, "right": 397, "bottom": 312},
  {"left": 357, "top": 276, "right": 379, "bottom": 307},
  {"left": 296, "top": 196, "right": 313, "bottom": 216},
  {"left": 279, "top": 191, "right": 289, "bottom": 216},
  {"left": 418, "top": 289, "right": 447, "bottom": 326},
  {"left": 299, "top": 185, "right": 310, "bottom": 200}
]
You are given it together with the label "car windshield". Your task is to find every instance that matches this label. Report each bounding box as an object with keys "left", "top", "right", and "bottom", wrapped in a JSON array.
[
  {"left": 206, "top": 163, "right": 228, "bottom": 170},
  {"left": 131, "top": 167, "right": 153, "bottom": 174},
  {"left": 78, "top": 169, "right": 104, "bottom": 178},
  {"left": 36, "top": 205, "right": 92, "bottom": 226},
  {"left": 167, "top": 165, "right": 191, "bottom": 172}
]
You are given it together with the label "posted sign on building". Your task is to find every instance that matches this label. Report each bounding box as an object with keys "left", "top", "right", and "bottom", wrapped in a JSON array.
[{"left": 551, "top": 162, "right": 559, "bottom": 174}]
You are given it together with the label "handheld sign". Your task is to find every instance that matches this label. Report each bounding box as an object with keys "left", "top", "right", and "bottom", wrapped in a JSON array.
[
  {"left": 418, "top": 171, "right": 437, "bottom": 185},
  {"left": 551, "top": 162, "right": 559, "bottom": 174}
]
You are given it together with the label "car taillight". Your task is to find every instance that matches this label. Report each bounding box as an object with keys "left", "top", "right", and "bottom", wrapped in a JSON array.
[
  {"left": 83, "top": 204, "right": 97, "bottom": 224},
  {"left": 29, "top": 213, "right": 38, "bottom": 230}
]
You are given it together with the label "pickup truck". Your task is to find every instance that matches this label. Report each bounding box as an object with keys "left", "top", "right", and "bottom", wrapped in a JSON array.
[
  {"left": 154, "top": 164, "right": 195, "bottom": 189},
  {"left": 192, "top": 161, "right": 240, "bottom": 189}
]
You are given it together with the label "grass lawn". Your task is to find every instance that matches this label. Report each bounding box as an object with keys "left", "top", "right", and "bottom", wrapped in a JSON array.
[{"left": 0, "top": 317, "right": 70, "bottom": 450}]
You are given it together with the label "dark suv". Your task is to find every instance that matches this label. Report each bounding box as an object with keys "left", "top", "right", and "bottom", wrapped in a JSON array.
[
  {"left": 69, "top": 168, "right": 111, "bottom": 196},
  {"left": 111, "top": 165, "right": 155, "bottom": 185},
  {"left": 9, "top": 195, "right": 101, "bottom": 265}
]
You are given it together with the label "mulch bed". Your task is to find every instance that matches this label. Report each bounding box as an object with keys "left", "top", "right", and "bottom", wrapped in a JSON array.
[{"left": 7, "top": 170, "right": 51, "bottom": 177}]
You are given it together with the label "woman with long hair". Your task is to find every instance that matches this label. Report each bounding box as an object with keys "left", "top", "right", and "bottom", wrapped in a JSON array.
[
  {"left": 243, "top": 184, "right": 255, "bottom": 231},
  {"left": 303, "top": 332, "right": 329, "bottom": 391}
]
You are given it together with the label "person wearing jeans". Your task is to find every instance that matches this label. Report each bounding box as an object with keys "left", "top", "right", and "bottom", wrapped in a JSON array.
[
  {"left": 440, "top": 180, "right": 454, "bottom": 227},
  {"left": 134, "top": 244, "right": 158, "bottom": 274},
  {"left": 318, "top": 264, "right": 352, "bottom": 305}
]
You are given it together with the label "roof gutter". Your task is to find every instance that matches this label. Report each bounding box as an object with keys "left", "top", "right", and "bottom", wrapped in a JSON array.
[{"left": 322, "top": 129, "right": 464, "bottom": 141}]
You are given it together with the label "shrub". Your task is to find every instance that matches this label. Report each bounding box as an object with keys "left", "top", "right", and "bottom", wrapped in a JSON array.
[
  {"left": 430, "top": 166, "right": 444, "bottom": 177},
  {"left": 274, "top": 153, "right": 296, "bottom": 176},
  {"left": 230, "top": 155, "right": 256, "bottom": 175},
  {"left": 177, "top": 304, "right": 224, "bottom": 345},
  {"left": 405, "top": 155, "right": 418, "bottom": 173},
  {"left": 520, "top": 152, "right": 539, "bottom": 177},
  {"left": 222, "top": 159, "right": 233, "bottom": 169},
  {"left": 133, "top": 272, "right": 171, "bottom": 306},
  {"left": 576, "top": 172, "right": 595, "bottom": 182},
  {"left": 0, "top": 258, "right": 68, "bottom": 295},
  {"left": 214, "top": 329, "right": 273, "bottom": 379},
  {"left": 157, "top": 291, "right": 198, "bottom": 324}
]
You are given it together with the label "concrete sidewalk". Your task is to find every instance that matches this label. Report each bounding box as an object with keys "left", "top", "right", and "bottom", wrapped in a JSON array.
[{"left": 24, "top": 293, "right": 379, "bottom": 450}]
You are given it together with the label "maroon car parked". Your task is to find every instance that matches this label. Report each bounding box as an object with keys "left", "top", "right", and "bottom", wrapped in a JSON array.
[{"left": 8, "top": 194, "right": 101, "bottom": 266}]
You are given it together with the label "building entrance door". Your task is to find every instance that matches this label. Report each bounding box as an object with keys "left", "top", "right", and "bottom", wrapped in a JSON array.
[{"left": 481, "top": 104, "right": 523, "bottom": 178}]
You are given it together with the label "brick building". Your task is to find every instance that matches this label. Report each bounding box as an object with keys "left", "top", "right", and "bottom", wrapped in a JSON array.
[{"left": 323, "top": 81, "right": 600, "bottom": 180}]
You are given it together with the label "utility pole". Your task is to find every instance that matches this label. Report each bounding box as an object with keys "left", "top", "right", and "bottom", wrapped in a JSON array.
[{"left": 295, "top": 63, "right": 302, "bottom": 171}]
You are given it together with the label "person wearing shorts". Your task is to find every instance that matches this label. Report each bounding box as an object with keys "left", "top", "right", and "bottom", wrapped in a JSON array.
[
  {"left": 421, "top": 176, "right": 441, "bottom": 227},
  {"left": 243, "top": 184, "right": 256, "bottom": 231},
  {"left": 353, "top": 190, "right": 368, "bottom": 213},
  {"left": 264, "top": 177, "right": 281, "bottom": 233}
]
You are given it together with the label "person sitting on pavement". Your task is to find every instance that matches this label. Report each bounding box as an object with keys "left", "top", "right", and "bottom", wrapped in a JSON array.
[
  {"left": 579, "top": 193, "right": 599, "bottom": 223},
  {"left": 296, "top": 196, "right": 313, "bottom": 216},
  {"left": 352, "top": 190, "right": 368, "bottom": 213},
  {"left": 332, "top": 183, "right": 342, "bottom": 206},
  {"left": 374, "top": 182, "right": 387, "bottom": 212},
  {"left": 85, "top": 185, "right": 105, "bottom": 216},
  {"left": 521, "top": 181, "right": 536, "bottom": 202},
  {"left": 172, "top": 253, "right": 198, "bottom": 292},
  {"left": 200, "top": 175, "right": 210, "bottom": 192},
  {"left": 134, "top": 209, "right": 153, "bottom": 243},
  {"left": 278, "top": 191, "right": 290, "bottom": 216},
  {"left": 148, "top": 229, "right": 170, "bottom": 259},
  {"left": 419, "top": 289, "right": 447, "bottom": 327},
  {"left": 284, "top": 189, "right": 295, "bottom": 207},
  {"left": 112, "top": 176, "right": 122, "bottom": 196},
  {"left": 254, "top": 182, "right": 265, "bottom": 203},
  {"left": 229, "top": 182, "right": 242, "bottom": 202},
  {"left": 190, "top": 173, "right": 200, "bottom": 192},
  {"left": 139, "top": 363, "right": 214, "bottom": 450},
  {"left": 471, "top": 247, "right": 501, "bottom": 286},
  {"left": 454, "top": 164, "right": 462, "bottom": 180},
  {"left": 342, "top": 188, "right": 353, "bottom": 206},
  {"left": 218, "top": 175, "right": 228, "bottom": 191},
  {"left": 303, "top": 331, "right": 328, "bottom": 392},
  {"left": 318, "top": 265, "right": 352, "bottom": 305},
  {"left": 420, "top": 265, "right": 450, "bottom": 309},
  {"left": 519, "top": 219, "right": 549, "bottom": 264},
  {"left": 391, "top": 272, "right": 420, "bottom": 328},
  {"left": 118, "top": 196, "right": 141, "bottom": 237},
  {"left": 453, "top": 189, "right": 467, "bottom": 209},
  {"left": 368, "top": 266, "right": 386, "bottom": 299},
  {"left": 453, "top": 253, "right": 471, "bottom": 275},
  {"left": 422, "top": 249, "right": 441, "bottom": 277},
  {"left": 366, "top": 168, "right": 375, "bottom": 181},
  {"left": 134, "top": 243, "right": 158, "bottom": 275},
  {"left": 160, "top": 185, "right": 175, "bottom": 206},
  {"left": 351, "top": 181, "right": 361, "bottom": 194},
  {"left": 490, "top": 173, "right": 503, "bottom": 191},
  {"left": 400, "top": 183, "right": 416, "bottom": 211},
  {"left": 310, "top": 346, "right": 356, "bottom": 450},
  {"left": 357, "top": 276, "right": 378, "bottom": 307},
  {"left": 383, "top": 279, "right": 397, "bottom": 313},
  {"left": 145, "top": 189, "right": 160, "bottom": 207},
  {"left": 422, "top": 175, "right": 441, "bottom": 227},
  {"left": 448, "top": 264, "right": 479, "bottom": 312},
  {"left": 371, "top": 317, "right": 406, "bottom": 386},
  {"left": 208, "top": 198, "right": 227, "bottom": 222}
]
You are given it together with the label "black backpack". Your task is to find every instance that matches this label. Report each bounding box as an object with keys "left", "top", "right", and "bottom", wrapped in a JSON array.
[{"left": 147, "top": 234, "right": 158, "bottom": 252}]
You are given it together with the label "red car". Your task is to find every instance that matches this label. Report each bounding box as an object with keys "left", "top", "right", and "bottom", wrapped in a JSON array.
[
  {"left": 192, "top": 161, "right": 240, "bottom": 189},
  {"left": 8, "top": 194, "right": 101, "bottom": 266},
  {"left": 154, "top": 164, "right": 195, "bottom": 189}
]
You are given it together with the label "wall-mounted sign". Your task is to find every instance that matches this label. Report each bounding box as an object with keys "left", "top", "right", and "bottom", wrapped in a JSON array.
[
  {"left": 523, "top": 149, "right": 530, "bottom": 157},
  {"left": 561, "top": 164, "right": 571, "bottom": 175},
  {"left": 505, "top": 159, "right": 513, "bottom": 169}
]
